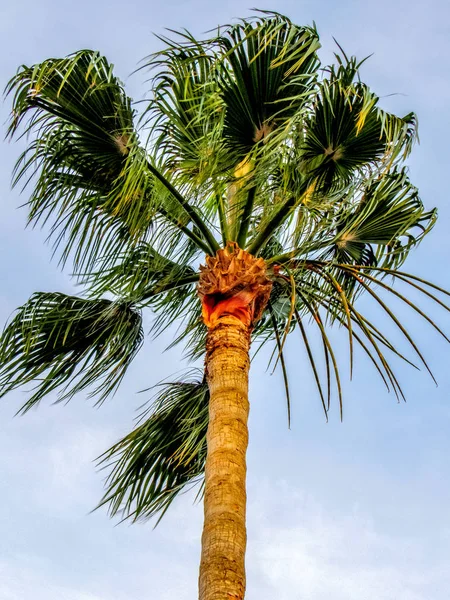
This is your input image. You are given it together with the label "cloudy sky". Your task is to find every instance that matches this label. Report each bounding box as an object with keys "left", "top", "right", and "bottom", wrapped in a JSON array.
[{"left": 0, "top": 1, "right": 449, "bottom": 599}]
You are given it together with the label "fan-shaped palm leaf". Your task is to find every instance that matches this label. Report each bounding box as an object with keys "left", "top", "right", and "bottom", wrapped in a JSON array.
[
  {"left": 0, "top": 293, "right": 143, "bottom": 411},
  {"left": 301, "top": 54, "right": 417, "bottom": 192},
  {"left": 6, "top": 51, "right": 219, "bottom": 272},
  {"left": 215, "top": 14, "right": 320, "bottom": 160},
  {"left": 97, "top": 371, "right": 209, "bottom": 522}
]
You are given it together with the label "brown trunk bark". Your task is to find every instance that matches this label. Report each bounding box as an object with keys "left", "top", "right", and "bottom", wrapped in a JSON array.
[
  {"left": 197, "top": 244, "right": 272, "bottom": 600},
  {"left": 199, "top": 315, "right": 251, "bottom": 600}
]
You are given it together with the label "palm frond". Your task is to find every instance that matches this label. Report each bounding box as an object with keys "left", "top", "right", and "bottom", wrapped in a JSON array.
[
  {"left": 253, "top": 257, "right": 450, "bottom": 417},
  {"left": 80, "top": 242, "right": 204, "bottom": 360},
  {"left": 97, "top": 370, "right": 208, "bottom": 523},
  {"left": 0, "top": 293, "right": 143, "bottom": 412},
  {"left": 163, "top": 299, "right": 205, "bottom": 360},
  {"left": 6, "top": 50, "right": 219, "bottom": 273},
  {"left": 6, "top": 51, "right": 154, "bottom": 269},
  {"left": 81, "top": 242, "right": 199, "bottom": 300},
  {"left": 215, "top": 14, "right": 320, "bottom": 162},
  {"left": 141, "top": 14, "right": 321, "bottom": 247},
  {"left": 301, "top": 53, "right": 418, "bottom": 192},
  {"left": 307, "top": 168, "right": 436, "bottom": 277},
  {"left": 143, "top": 38, "right": 223, "bottom": 184},
  {"left": 268, "top": 303, "right": 292, "bottom": 426}
]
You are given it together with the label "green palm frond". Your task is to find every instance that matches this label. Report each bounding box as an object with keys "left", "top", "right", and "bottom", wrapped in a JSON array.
[
  {"left": 215, "top": 14, "right": 320, "bottom": 162},
  {"left": 6, "top": 51, "right": 219, "bottom": 272},
  {"left": 88, "top": 246, "right": 202, "bottom": 350},
  {"left": 319, "top": 168, "right": 436, "bottom": 271},
  {"left": 246, "top": 55, "right": 419, "bottom": 255},
  {"left": 255, "top": 262, "right": 450, "bottom": 417},
  {"left": 145, "top": 14, "right": 320, "bottom": 172},
  {"left": 351, "top": 170, "right": 434, "bottom": 266},
  {"left": 261, "top": 166, "right": 432, "bottom": 276},
  {"left": 151, "top": 287, "right": 201, "bottom": 348},
  {"left": 301, "top": 53, "right": 418, "bottom": 192},
  {"left": 142, "top": 14, "right": 321, "bottom": 247},
  {"left": 97, "top": 370, "right": 208, "bottom": 523},
  {"left": 144, "top": 38, "right": 222, "bottom": 183},
  {"left": 82, "top": 242, "right": 199, "bottom": 300},
  {"left": 79, "top": 240, "right": 203, "bottom": 362},
  {"left": 0, "top": 293, "right": 143, "bottom": 412},
  {"left": 6, "top": 51, "right": 154, "bottom": 269},
  {"left": 268, "top": 302, "right": 292, "bottom": 426},
  {"left": 7, "top": 50, "right": 134, "bottom": 141}
]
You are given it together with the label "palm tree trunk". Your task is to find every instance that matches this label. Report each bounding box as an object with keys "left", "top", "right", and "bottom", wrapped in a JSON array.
[
  {"left": 199, "top": 315, "right": 251, "bottom": 600},
  {"left": 197, "top": 244, "right": 272, "bottom": 600}
]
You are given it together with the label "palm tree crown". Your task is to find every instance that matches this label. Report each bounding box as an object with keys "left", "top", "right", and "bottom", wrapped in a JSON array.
[{"left": 1, "top": 11, "right": 447, "bottom": 529}]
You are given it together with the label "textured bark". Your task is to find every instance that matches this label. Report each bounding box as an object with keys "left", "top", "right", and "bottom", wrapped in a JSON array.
[
  {"left": 198, "top": 244, "right": 272, "bottom": 600},
  {"left": 199, "top": 316, "right": 251, "bottom": 600}
]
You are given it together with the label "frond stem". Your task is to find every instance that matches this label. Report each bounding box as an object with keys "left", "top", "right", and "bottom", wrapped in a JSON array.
[
  {"left": 237, "top": 186, "right": 257, "bottom": 248},
  {"left": 215, "top": 191, "right": 229, "bottom": 246},
  {"left": 247, "top": 178, "right": 313, "bottom": 256},
  {"left": 146, "top": 160, "right": 220, "bottom": 254},
  {"left": 247, "top": 194, "right": 298, "bottom": 256},
  {"left": 141, "top": 273, "right": 200, "bottom": 301},
  {"left": 157, "top": 207, "right": 212, "bottom": 255}
]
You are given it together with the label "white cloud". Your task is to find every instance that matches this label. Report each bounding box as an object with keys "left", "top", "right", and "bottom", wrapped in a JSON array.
[
  {"left": 0, "top": 462, "right": 449, "bottom": 600},
  {"left": 0, "top": 557, "right": 106, "bottom": 600},
  {"left": 247, "top": 481, "right": 450, "bottom": 600}
]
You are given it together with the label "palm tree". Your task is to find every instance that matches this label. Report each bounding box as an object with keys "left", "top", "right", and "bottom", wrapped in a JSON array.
[{"left": 1, "top": 11, "right": 448, "bottom": 600}]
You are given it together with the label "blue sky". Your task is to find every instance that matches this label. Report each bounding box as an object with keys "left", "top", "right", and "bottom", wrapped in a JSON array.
[{"left": 0, "top": 1, "right": 449, "bottom": 599}]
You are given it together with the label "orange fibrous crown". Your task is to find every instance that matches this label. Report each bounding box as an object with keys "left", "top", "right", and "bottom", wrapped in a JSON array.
[{"left": 198, "top": 243, "right": 272, "bottom": 329}]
